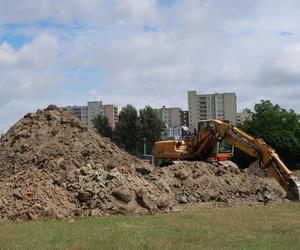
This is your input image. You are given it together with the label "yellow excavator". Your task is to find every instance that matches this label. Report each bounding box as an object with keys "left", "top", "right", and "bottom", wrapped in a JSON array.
[{"left": 154, "top": 119, "right": 300, "bottom": 201}]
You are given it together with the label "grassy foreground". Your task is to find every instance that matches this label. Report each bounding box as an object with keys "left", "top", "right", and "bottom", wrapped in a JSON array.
[{"left": 1, "top": 203, "right": 300, "bottom": 250}]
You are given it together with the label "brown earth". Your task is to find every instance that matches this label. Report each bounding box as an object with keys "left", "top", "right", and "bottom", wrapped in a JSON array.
[
  {"left": 0, "top": 106, "right": 287, "bottom": 220},
  {"left": 293, "top": 170, "right": 300, "bottom": 179},
  {"left": 246, "top": 161, "right": 270, "bottom": 178}
]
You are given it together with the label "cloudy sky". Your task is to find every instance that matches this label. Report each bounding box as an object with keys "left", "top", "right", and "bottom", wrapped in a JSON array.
[{"left": 1, "top": 0, "right": 300, "bottom": 132}]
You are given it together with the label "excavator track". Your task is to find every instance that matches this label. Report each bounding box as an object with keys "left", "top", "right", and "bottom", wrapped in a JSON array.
[{"left": 286, "top": 178, "right": 300, "bottom": 201}]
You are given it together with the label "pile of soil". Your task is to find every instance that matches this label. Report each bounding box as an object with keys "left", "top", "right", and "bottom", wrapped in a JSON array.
[
  {"left": 0, "top": 105, "right": 172, "bottom": 219},
  {"left": 246, "top": 161, "right": 270, "bottom": 178},
  {"left": 0, "top": 106, "right": 286, "bottom": 220},
  {"left": 154, "top": 161, "right": 285, "bottom": 205},
  {"left": 293, "top": 170, "right": 300, "bottom": 179}
]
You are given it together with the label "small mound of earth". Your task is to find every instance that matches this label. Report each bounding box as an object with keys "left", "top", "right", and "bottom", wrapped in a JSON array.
[
  {"left": 246, "top": 161, "right": 270, "bottom": 177},
  {"left": 155, "top": 161, "right": 285, "bottom": 205},
  {"left": 293, "top": 170, "right": 300, "bottom": 179},
  {"left": 0, "top": 105, "right": 286, "bottom": 220}
]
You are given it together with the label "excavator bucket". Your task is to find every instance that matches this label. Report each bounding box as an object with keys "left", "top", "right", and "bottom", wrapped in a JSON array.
[{"left": 286, "top": 178, "right": 300, "bottom": 201}]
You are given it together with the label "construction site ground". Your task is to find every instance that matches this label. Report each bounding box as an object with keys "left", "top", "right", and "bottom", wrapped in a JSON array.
[
  {"left": 1, "top": 203, "right": 300, "bottom": 250},
  {"left": 0, "top": 106, "right": 292, "bottom": 221}
]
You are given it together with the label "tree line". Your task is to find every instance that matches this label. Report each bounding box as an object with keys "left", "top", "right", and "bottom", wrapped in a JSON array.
[
  {"left": 93, "top": 104, "right": 165, "bottom": 155},
  {"left": 94, "top": 100, "right": 300, "bottom": 170},
  {"left": 233, "top": 100, "right": 300, "bottom": 170}
]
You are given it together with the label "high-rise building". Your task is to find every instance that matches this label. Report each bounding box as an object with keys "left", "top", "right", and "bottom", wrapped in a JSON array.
[
  {"left": 155, "top": 106, "right": 181, "bottom": 128},
  {"left": 64, "top": 105, "right": 88, "bottom": 125},
  {"left": 155, "top": 106, "right": 190, "bottom": 140},
  {"left": 180, "top": 110, "right": 189, "bottom": 127},
  {"left": 103, "top": 104, "right": 119, "bottom": 130},
  {"left": 86, "top": 101, "right": 106, "bottom": 128},
  {"left": 188, "top": 91, "right": 237, "bottom": 129},
  {"left": 63, "top": 101, "right": 118, "bottom": 129},
  {"left": 236, "top": 108, "right": 252, "bottom": 124}
]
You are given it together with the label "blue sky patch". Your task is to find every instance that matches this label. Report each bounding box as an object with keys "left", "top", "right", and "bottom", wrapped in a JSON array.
[
  {"left": 0, "top": 19, "right": 86, "bottom": 48},
  {"left": 143, "top": 25, "right": 159, "bottom": 33},
  {"left": 279, "top": 31, "right": 293, "bottom": 36},
  {"left": 0, "top": 33, "right": 32, "bottom": 49},
  {"left": 157, "top": 0, "right": 176, "bottom": 8},
  {"left": 36, "top": 19, "right": 86, "bottom": 31}
]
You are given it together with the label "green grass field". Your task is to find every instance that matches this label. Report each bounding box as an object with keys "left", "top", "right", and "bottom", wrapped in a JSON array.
[{"left": 1, "top": 203, "right": 300, "bottom": 250}]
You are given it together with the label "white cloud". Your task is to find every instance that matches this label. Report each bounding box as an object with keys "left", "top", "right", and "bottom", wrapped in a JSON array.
[
  {"left": 1, "top": 0, "right": 300, "bottom": 131},
  {"left": 113, "top": 0, "right": 158, "bottom": 25},
  {"left": 0, "top": 42, "right": 18, "bottom": 65},
  {"left": 271, "top": 43, "right": 300, "bottom": 76},
  {"left": 0, "top": 32, "right": 68, "bottom": 131},
  {"left": 0, "top": 0, "right": 159, "bottom": 26}
]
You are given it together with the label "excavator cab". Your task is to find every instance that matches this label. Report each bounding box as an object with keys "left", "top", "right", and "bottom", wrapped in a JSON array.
[
  {"left": 218, "top": 141, "right": 234, "bottom": 154},
  {"left": 210, "top": 141, "right": 234, "bottom": 161},
  {"left": 196, "top": 120, "right": 234, "bottom": 161}
]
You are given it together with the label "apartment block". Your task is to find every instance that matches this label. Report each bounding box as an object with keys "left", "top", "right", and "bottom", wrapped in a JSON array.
[
  {"left": 188, "top": 91, "right": 237, "bottom": 129},
  {"left": 63, "top": 101, "right": 118, "bottom": 129},
  {"left": 180, "top": 110, "right": 189, "bottom": 127},
  {"left": 155, "top": 106, "right": 181, "bottom": 128},
  {"left": 236, "top": 108, "right": 252, "bottom": 124},
  {"left": 161, "top": 126, "right": 183, "bottom": 140},
  {"left": 86, "top": 101, "right": 104, "bottom": 127},
  {"left": 156, "top": 106, "right": 190, "bottom": 140},
  {"left": 103, "top": 104, "right": 119, "bottom": 130},
  {"left": 64, "top": 105, "right": 88, "bottom": 125}
]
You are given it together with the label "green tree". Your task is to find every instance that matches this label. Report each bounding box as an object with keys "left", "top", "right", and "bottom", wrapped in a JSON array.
[
  {"left": 93, "top": 114, "right": 113, "bottom": 138},
  {"left": 138, "top": 106, "right": 165, "bottom": 154},
  {"left": 114, "top": 104, "right": 140, "bottom": 154},
  {"left": 233, "top": 100, "right": 300, "bottom": 170}
]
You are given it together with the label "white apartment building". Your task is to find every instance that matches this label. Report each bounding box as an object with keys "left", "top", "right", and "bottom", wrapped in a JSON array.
[
  {"left": 236, "top": 108, "right": 252, "bottom": 124},
  {"left": 156, "top": 106, "right": 191, "bottom": 140},
  {"left": 87, "top": 101, "right": 106, "bottom": 127},
  {"left": 155, "top": 106, "right": 181, "bottom": 128},
  {"left": 188, "top": 91, "right": 237, "bottom": 129},
  {"left": 161, "top": 125, "right": 184, "bottom": 140},
  {"left": 63, "top": 101, "right": 118, "bottom": 129},
  {"left": 64, "top": 105, "right": 88, "bottom": 125}
]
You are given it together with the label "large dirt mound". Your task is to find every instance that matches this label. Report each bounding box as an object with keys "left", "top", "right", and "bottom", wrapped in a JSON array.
[
  {"left": 0, "top": 106, "right": 286, "bottom": 220},
  {"left": 0, "top": 105, "right": 138, "bottom": 177},
  {"left": 0, "top": 105, "right": 172, "bottom": 219}
]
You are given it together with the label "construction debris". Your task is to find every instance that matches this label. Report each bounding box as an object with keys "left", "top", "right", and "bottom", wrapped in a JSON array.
[{"left": 0, "top": 106, "right": 286, "bottom": 220}]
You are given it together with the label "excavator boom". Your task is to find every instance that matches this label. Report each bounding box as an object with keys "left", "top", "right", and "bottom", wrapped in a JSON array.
[{"left": 154, "top": 119, "right": 300, "bottom": 201}]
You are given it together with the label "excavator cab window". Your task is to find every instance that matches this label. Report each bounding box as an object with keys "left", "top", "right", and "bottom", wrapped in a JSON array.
[{"left": 218, "top": 141, "right": 234, "bottom": 154}]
